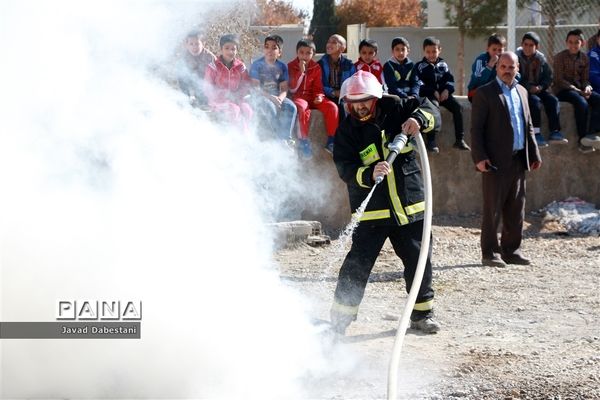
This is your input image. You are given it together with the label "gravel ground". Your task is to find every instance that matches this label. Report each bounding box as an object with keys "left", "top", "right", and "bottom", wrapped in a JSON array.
[{"left": 274, "top": 214, "right": 600, "bottom": 400}]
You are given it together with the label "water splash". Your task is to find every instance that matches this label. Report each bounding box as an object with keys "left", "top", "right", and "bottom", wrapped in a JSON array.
[{"left": 326, "top": 183, "right": 379, "bottom": 272}]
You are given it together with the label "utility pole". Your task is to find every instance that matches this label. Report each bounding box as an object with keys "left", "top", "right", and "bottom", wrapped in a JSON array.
[{"left": 507, "top": 0, "right": 516, "bottom": 51}]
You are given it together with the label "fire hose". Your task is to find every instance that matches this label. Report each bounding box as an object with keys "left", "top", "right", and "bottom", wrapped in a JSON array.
[{"left": 376, "top": 133, "right": 432, "bottom": 400}]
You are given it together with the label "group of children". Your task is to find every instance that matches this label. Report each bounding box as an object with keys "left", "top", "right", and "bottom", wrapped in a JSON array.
[
  {"left": 176, "top": 28, "right": 600, "bottom": 157},
  {"left": 469, "top": 30, "right": 600, "bottom": 153},
  {"left": 176, "top": 30, "right": 471, "bottom": 157}
]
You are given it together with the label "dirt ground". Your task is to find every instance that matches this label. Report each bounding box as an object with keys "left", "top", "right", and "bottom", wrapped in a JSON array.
[{"left": 274, "top": 214, "right": 600, "bottom": 400}]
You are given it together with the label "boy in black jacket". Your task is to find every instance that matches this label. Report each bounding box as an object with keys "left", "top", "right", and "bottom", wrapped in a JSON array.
[
  {"left": 414, "top": 37, "right": 470, "bottom": 152},
  {"left": 516, "top": 31, "right": 566, "bottom": 147}
]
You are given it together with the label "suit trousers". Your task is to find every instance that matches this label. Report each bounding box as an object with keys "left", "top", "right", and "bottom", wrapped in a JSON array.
[{"left": 480, "top": 151, "right": 526, "bottom": 259}]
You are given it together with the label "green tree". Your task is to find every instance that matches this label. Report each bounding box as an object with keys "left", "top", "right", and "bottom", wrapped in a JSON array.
[
  {"left": 440, "top": 0, "right": 506, "bottom": 94},
  {"left": 310, "top": 0, "right": 338, "bottom": 52}
]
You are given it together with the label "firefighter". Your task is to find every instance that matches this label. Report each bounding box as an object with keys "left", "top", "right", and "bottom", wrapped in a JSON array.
[{"left": 331, "top": 70, "right": 441, "bottom": 335}]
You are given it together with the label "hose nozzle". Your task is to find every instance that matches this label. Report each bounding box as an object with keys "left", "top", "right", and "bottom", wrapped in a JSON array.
[{"left": 374, "top": 133, "right": 409, "bottom": 184}]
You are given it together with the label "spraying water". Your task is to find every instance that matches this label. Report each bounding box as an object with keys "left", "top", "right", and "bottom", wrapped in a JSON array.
[{"left": 330, "top": 184, "right": 377, "bottom": 259}]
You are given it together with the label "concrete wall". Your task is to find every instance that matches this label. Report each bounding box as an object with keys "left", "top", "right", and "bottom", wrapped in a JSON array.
[{"left": 304, "top": 99, "right": 600, "bottom": 232}]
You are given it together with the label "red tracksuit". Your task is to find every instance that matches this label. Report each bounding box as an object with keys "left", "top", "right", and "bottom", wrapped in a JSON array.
[
  {"left": 204, "top": 56, "right": 253, "bottom": 132},
  {"left": 287, "top": 58, "right": 338, "bottom": 139},
  {"left": 354, "top": 58, "right": 383, "bottom": 83}
]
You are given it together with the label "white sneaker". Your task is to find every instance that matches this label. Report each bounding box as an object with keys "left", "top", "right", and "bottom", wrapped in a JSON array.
[{"left": 580, "top": 134, "right": 600, "bottom": 149}]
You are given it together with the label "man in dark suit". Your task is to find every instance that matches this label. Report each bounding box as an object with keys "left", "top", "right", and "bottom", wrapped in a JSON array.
[{"left": 471, "top": 51, "right": 542, "bottom": 267}]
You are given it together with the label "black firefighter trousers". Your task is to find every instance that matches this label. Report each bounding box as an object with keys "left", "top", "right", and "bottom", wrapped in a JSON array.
[{"left": 332, "top": 220, "right": 435, "bottom": 321}]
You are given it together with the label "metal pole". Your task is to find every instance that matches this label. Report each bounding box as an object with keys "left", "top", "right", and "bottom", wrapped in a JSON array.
[{"left": 507, "top": 0, "right": 517, "bottom": 51}]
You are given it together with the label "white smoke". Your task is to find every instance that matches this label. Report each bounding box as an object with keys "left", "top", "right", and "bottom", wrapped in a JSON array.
[{"left": 0, "top": 0, "right": 337, "bottom": 398}]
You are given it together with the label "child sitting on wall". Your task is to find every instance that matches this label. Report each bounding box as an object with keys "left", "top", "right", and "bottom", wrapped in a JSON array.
[
  {"left": 249, "top": 35, "right": 297, "bottom": 144},
  {"left": 204, "top": 34, "right": 252, "bottom": 134},
  {"left": 354, "top": 39, "right": 383, "bottom": 83},
  {"left": 318, "top": 34, "right": 356, "bottom": 153},
  {"left": 414, "top": 36, "right": 470, "bottom": 152},
  {"left": 288, "top": 39, "right": 339, "bottom": 159},
  {"left": 176, "top": 30, "right": 216, "bottom": 107},
  {"left": 383, "top": 36, "right": 419, "bottom": 99},
  {"left": 467, "top": 33, "right": 506, "bottom": 102}
]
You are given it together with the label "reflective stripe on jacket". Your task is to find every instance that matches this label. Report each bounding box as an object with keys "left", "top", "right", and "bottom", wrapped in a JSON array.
[{"left": 333, "top": 95, "right": 440, "bottom": 226}]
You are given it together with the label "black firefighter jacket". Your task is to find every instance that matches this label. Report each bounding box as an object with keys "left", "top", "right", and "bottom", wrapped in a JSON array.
[{"left": 333, "top": 95, "right": 440, "bottom": 227}]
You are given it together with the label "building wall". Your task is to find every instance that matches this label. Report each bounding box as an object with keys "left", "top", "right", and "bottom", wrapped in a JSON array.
[{"left": 427, "top": 0, "right": 447, "bottom": 27}]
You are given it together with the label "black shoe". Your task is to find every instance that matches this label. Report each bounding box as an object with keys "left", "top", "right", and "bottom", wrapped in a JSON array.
[
  {"left": 324, "top": 142, "right": 334, "bottom": 155},
  {"left": 427, "top": 141, "right": 440, "bottom": 154},
  {"left": 324, "top": 137, "right": 335, "bottom": 155},
  {"left": 501, "top": 254, "right": 531, "bottom": 265},
  {"left": 482, "top": 254, "right": 507, "bottom": 267},
  {"left": 410, "top": 317, "right": 441, "bottom": 333},
  {"left": 453, "top": 138, "right": 471, "bottom": 151}
]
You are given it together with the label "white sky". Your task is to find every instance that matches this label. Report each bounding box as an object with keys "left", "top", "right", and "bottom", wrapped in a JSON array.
[{"left": 291, "top": 0, "right": 313, "bottom": 15}]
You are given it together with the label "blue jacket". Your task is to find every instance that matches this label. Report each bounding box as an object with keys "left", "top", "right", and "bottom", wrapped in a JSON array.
[
  {"left": 383, "top": 57, "right": 419, "bottom": 98},
  {"left": 318, "top": 54, "right": 356, "bottom": 99},
  {"left": 467, "top": 52, "right": 496, "bottom": 92},
  {"left": 589, "top": 46, "right": 600, "bottom": 94},
  {"left": 414, "top": 57, "right": 455, "bottom": 99}
]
